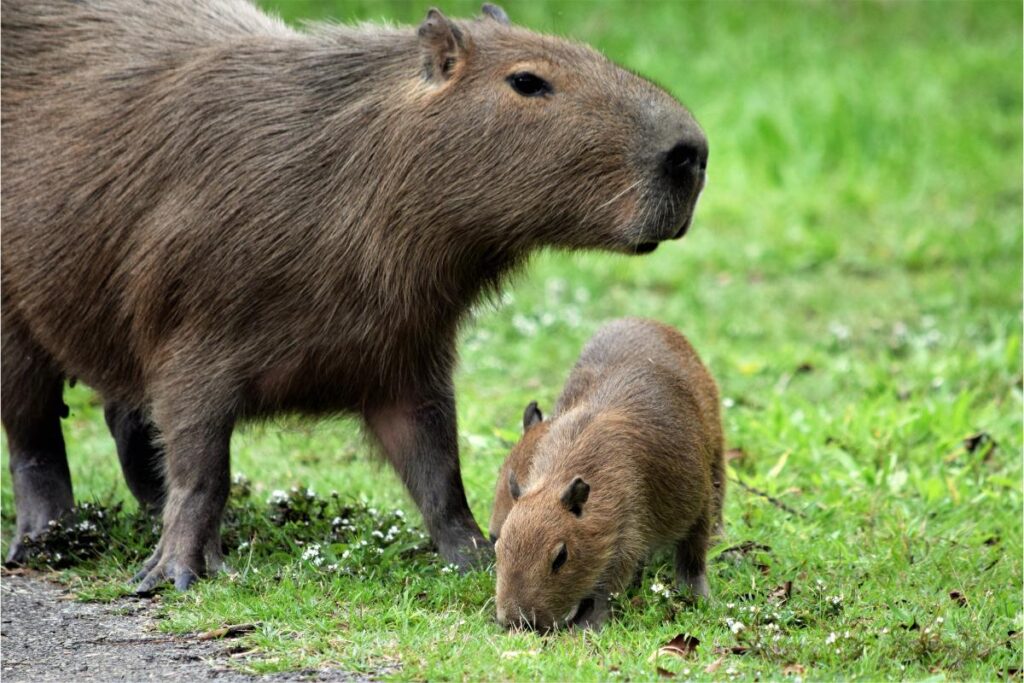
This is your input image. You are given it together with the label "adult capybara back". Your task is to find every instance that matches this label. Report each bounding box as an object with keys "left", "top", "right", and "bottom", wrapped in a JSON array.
[
  {"left": 494, "top": 319, "right": 724, "bottom": 630},
  {"left": 1, "top": 0, "right": 708, "bottom": 591}
]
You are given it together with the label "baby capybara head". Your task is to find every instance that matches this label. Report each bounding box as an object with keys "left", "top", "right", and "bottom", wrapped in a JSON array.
[
  {"left": 409, "top": 4, "right": 708, "bottom": 255},
  {"left": 495, "top": 471, "right": 611, "bottom": 631},
  {"left": 489, "top": 401, "right": 547, "bottom": 543}
]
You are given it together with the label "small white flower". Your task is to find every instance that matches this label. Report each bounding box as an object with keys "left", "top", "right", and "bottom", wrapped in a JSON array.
[
  {"left": 301, "top": 543, "right": 322, "bottom": 561},
  {"left": 372, "top": 530, "right": 385, "bottom": 539},
  {"left": 826, "top": 632, "right": 838, "bottom": 645},
  {"left": 935, "top": 617, "right": 944, "bottom": 624},
  {"left": 268, "top": 490, "right": 288, "bottom": 505},
  {"left": 342, "top": 550, "right": 350, "bottom": 560},
  {"left": 723, "top": 397, "right": 736, "bottom": 408},
  {"left": 394, "top": 510, "right": 405, "bottom": 518},
  {"left": 650, "top": 582, "right": 665, "bottom": 594},
  {"left": 332, "top": 517, "right": 342, "bottom": 526},
  {"left": 305, "top": 487, "right": 316, "bottom": 498},
  {"left": 726, "top": 618, "right": 745, "bottom": 634},
  {"left": 376, "top": 548, "right": 384, "bottom": 555},
  {"left": 368, "top": 507, "right": 378, "bottom": 516},
  {"left": 326, "top": 563, "right": 338, "bottom": 572},
  {"left": 726, "top": 602, "right": 736, "bottom": 609},
  {"left": 238, "top": 541, "right": 250, "bottom": 550}
]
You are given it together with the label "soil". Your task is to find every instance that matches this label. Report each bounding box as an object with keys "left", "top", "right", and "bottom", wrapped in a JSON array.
[{"left": 1, "top": 572, "right": 365, "bottom": 682}]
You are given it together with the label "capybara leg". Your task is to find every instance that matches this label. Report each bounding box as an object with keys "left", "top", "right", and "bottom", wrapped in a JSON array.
[
  {"left": 104, "top": 402, "right": 166, "bottom": 512},
  {"left": 367, "top": 390, "right": 491, "bottom": 570},
  {"left": 133, "top": 408, "right": 232, "bottom": 593},
  {"left": 675, "top": 513, "right": 711, "bottom": 599},
  {"left": 1, "top": 320, "right": 74, "bottom": 566}
]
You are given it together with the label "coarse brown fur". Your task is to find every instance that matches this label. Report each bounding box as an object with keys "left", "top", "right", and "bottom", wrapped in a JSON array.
[
  {"left": 1, "top": 1, "right": 708, "bottom": 591},
  {"left": 494, "top": 318, "right": 724, "bottom": 630}
]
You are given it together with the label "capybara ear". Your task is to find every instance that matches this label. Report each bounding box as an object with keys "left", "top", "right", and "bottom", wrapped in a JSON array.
[
  {"left": 560, "top": 476, "right": 590, "bottom": 516},
  {"left": 509, "top": 471, "right": 522, "bottom": 501},
  {"left": 417, "top": 8, "right": 465, "bottom": 82},
  {"left": 522, "top": 400, "right": 543, "bottom": 432},
  {"left": 481, "top": 3, "right": 510, "bottom": 24}
]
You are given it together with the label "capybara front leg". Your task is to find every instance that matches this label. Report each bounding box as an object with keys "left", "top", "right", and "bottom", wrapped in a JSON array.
[
  {"left": 2, "top": 319, "right": 74, "bottom": 566},
  {"left": 104, "top": 402, "right": 166, "bottom": 513},
  {"left": 133, "top": 414, "right": 231, "bottom": 593},
  {"left": 367, "top": 390, "right": 491, "bottom": 570},
  {"left": 675, "top": 512, "right": 711, "bottom": 599}
]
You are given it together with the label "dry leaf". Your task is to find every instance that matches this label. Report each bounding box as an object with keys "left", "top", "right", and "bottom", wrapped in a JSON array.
[
  {"left": 782, "top": 663, "right": 806, "bottom": 676},
  {"left": 769, "top": 580, "right": 793, "bottom": 604},
  {"left": 656, "top": 666, "right": 676, "bottom": 678},
  {"left": 197, "top": 623, "right": 258, "bottom": 640},
  {"left": 725, "top": 448, "right": 747, "bottom": 463},
  {"left": 949, "top": 590, "right": 968, "bottom": 607},
  {"left": 705, "top": 655, "right": 726, "bottom": 674},
  {"left": 659, "top": 633, "right": 700, "bottom": 658}
]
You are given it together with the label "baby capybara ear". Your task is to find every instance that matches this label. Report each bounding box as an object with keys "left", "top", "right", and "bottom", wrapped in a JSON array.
[
  {"left": 509, "top": 471, "right": 522, "bottom": 501},
  {"left": 560, "top": 476, "right": 590, "bottom": 516},
  {"left": 481, "top": 3, "right": 510, "bottom": 25},
  {"left": 522, "top": 401, "right": 543, "bottom": 432},
  {"left": 417, "top": 8, "right": 465, "bottom": 82}
]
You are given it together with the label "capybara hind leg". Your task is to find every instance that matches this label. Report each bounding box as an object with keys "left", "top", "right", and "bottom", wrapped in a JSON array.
[
  {"left": 675, "top": 513, "right": 711, "bottom": 599},
  {"left": 367, "top": 388, "right": 490, "bottom": 570},
  {"left": 1, "top": 322, "right": 74, "bottom": 566},
  {"left": 104, "top": 402, "right": 166, "bottom": 512},
  {"left": 133, "top": 405, "right": 232, "bottom": 593}
]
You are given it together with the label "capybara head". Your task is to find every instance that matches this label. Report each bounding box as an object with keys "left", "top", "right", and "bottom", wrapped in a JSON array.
[
  {"left": 408, "top": 5, "right": 708, "bottom": 255},
  {"left": 489, "top": 401, "right": 547, "bottom": 543},
  {"left": 495, "top": 470, "right": 612, "bottom": 631}
]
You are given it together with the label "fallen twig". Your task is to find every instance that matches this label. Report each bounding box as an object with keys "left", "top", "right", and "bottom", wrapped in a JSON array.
[{"left": 730, "top": 476, "right": 806, "bottom": 518}]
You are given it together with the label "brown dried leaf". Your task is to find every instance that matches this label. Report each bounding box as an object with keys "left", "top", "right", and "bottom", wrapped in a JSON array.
[
  {"left": 725, "top": 448, "right": 747, "bottom": 463},
  {"left": 704, "top": 655, "right": 726, "bottom": 674},
  {"left": 782, "top": 663, "right": 806, "bottom": 676},
  {"left": 659, "top": 633, "right": 700, "bottom": 658},
  {"left": 197, "top": 623, "right": 258, "bottom": 641},
  {"left": 963, "top": 431, "right": 995, "bottom": 454},
  {"left": 949, "top": 590, "right": 968, "bottom": 607},
  {"left": 769, "top": 580, "right": 793, "bottom": 604}
]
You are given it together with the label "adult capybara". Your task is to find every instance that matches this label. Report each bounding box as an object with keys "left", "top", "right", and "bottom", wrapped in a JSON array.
[
  {"left": 494, "top": 319, "right": 724, "bottom": 630},
  {"left": 1, "top": 1, "right": 708, "bottom": 592}
]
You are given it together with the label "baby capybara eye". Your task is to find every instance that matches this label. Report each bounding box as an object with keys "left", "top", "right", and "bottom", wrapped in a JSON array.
[
  {"left": 507, "top": 72, "right": 552, "bottom": 97},
  {"left": 551, "top": 543, "right": 568, "bottom": 572}
]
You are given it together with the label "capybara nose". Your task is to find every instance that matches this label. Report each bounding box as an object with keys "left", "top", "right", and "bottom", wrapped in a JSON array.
[{"left": 662, "top": 134, "right": 708, "bottom": 188}]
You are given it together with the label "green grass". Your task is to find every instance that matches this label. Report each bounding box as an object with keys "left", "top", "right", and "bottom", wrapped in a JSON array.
[{"left": 3, "top": 0, "right": 1022, "bottom": 679}]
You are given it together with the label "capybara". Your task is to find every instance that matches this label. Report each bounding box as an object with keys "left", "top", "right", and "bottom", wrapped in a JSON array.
[
  {"left": 489, "top": 401, "right": 548, "bottom": 543},
  {"left": 494, "top": 318, "right": 724, "bottom": 630},
  {"left": 1, "top": 0, "right": 709, "bottom": 592}
]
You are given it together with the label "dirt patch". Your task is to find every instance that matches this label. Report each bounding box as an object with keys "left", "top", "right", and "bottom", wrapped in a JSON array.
[{"left": 1, "top": 573, "right": 362, "bottom": 682}]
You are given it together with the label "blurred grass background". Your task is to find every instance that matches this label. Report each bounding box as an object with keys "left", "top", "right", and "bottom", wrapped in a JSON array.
[{"left": 3, "top": 0, "right": 1021, "bottom": 679}]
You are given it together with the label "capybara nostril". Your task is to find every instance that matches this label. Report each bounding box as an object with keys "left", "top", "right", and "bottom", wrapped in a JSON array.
[{"left": 663, "top": 136, "right": 709, "bottom": 186}]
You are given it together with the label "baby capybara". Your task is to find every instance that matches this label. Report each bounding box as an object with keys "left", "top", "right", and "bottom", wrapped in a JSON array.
[
  {"left": 1, "top": 1, "right": 708, "bottom": 591},
  {"left": 494, "top": 318, "right": 724, "bottom": 630}
]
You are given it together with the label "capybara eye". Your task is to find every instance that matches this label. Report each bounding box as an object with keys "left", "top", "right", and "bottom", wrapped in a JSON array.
[
  {"left": 551, "top": 543, "right": 568, "bottom": 572},
  {"left": 507, "top": 71, "right": 552, "bottom": 97}
]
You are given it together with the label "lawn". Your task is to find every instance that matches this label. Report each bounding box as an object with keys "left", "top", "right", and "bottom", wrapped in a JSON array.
[{"left": 2, "top": 0, "right": 1022, "bottom": 680}]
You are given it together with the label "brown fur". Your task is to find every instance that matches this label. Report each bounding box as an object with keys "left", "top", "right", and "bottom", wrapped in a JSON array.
[
  {"left": 494, "top": 318, "right": 724, "bottom": 630},
  {"left": 1, "top": 1, "right": 708, "bottom": 590}
]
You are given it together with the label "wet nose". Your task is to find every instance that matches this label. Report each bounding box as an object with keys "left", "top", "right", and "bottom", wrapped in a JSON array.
[{"left": 662, "top": 133, "right": 708, "bottom": 188}]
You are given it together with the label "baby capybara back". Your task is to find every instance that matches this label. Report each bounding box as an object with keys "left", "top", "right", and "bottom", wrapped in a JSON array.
[
  {"left": 1, "top": 1, "right": 708, "bottom": 591},
  {"left": 494, "top": 318, "right": 723, "bottom": 630}
]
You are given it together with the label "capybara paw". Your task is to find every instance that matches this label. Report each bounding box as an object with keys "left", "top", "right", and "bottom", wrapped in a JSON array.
[
  {"left": 132, "top": 546, "right": 208, "bottom": 594},
  {"left": 678, "top": 571, "right": 710, "bottom": 600},
  {"left": 438, "top": 532, "right": 494, "bottom": 571},
  {"left": 4, "top": 537, "right": 31, "bottom": 567}
]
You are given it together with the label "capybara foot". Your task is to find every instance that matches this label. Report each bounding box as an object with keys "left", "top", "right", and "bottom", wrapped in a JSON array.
[
  {"left": 4, "top": 505, "right": 72, "bottom": 567},
  {"left": 678, "top": 571, "right": 710, "bottom": 600},
  {"left": 133, "top": 538, "right": 224, "bottom": 594},
  {"left": 437, "top": 527, "right": 493, "bottom": 571},
  {"left": 569, "top": 593, "right": 610, "bottom": 631}
]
